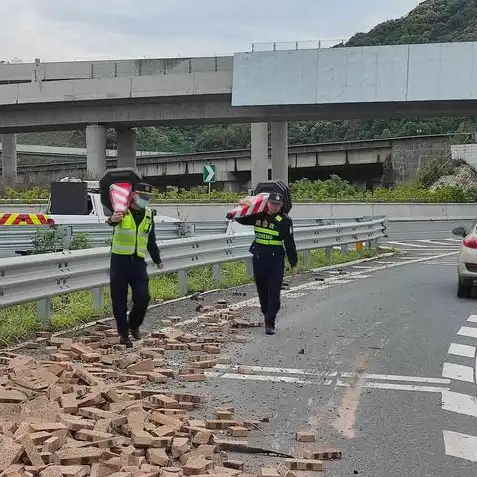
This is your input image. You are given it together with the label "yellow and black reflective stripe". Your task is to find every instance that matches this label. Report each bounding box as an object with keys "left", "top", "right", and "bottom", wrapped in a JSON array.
[
  {"left": 275, "top": 215, "right": 283, "bottom": 222},
  {"left": 254, "top": 226, "right": 280, "bottom": 236},
  {"left": 255, "top": 238, "right": 283, "bottom": 246}
]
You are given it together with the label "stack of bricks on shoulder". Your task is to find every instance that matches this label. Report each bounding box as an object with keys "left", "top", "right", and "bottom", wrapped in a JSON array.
[{"left": 0, "top": 299, "right": 342, "bottom": 476}]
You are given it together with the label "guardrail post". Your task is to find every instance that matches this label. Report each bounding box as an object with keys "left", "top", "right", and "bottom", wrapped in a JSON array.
[
  {"left": 340, "top": 244, "right": 349, "bottom": 254},
  {"left": 36, "top": 298, "right": 51, "bottom": 327},
  {"left": 178, "top": 270, "right": 188, "bottom": 296},
  {"left": 303, "top": 250, "right": 311, "bottom": 268},
  {"left": 212, "top": 264, "right": 222, "bottom": 287},
  {"left": 91, "top": 287, "right": 104, "bottom": 310},
  {"left": 325, "top": 247, "right": 333, "bottom": 266},
  {"left": 246, "top": 258, "right": 254, "bottom": 277},
  {"left": 368, "top": 238, "right": 379, "bottom": 250}
]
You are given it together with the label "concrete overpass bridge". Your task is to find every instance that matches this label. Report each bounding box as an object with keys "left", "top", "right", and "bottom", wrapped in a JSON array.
[
  {"left": 0, "top": 41, "right": 474, "bottom": 185},
  {"left": 5, "top": 135, "right": 450, "bottom": 190}
]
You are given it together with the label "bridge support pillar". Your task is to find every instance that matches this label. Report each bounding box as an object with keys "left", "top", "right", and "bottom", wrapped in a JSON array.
[
  {"left": 251, "top": 123, "right": 269, "bottom": 188},
  {"left": 1, "top": 134, "right": 17, "bottom": 186},
  {"left": 116, "top": 127, "right": 137, "bottom": 169},
  {"left": 86, "top": 125, "right": 107, "bottom": 179},
  {"left": 271, "top": 121, "right": 288, "bottom": 184}
]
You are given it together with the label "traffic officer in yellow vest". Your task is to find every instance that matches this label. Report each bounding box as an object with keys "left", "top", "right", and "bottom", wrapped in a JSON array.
[
  {"left": 107, "top": 182, "right": 163, "bottom": 347},
  {"left": 234, "top": 192, "right": 297, "bottom": 335}
]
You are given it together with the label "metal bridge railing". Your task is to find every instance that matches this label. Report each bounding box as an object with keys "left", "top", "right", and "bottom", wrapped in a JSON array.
[{"left": 250, "top": 39, "right": 348, "bottom": 52}]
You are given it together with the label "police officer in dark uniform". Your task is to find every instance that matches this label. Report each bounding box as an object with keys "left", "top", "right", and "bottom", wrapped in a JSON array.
[
  {"left": 234, "top": 192, "right": 297, "bottom": 335},
  {"left": 107, "top": 182, "right": 163, "bottom": 348}
]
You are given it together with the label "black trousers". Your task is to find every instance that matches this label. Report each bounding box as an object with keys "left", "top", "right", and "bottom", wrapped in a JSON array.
[
  {"left": 110, "top": 254, "right": 150, "bottom": 337},
  {"left": 252, "top": 253, "right": 285, "bottom": 327}
]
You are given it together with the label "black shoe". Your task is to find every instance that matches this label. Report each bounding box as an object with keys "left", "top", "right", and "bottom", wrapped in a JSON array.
[
  {"left": 120, "top": 335, "right": 133, "bottom": 348},
  {"left": 265, "top": 326, "right": 275, "bottom": 336},
  {"left": 130, "top": 328, "right": 141, "bottom": 340}
]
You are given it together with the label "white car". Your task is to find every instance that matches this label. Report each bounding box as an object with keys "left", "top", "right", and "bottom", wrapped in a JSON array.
[{"left": 453, "top": 223, "right": 477, "bottom": 298}]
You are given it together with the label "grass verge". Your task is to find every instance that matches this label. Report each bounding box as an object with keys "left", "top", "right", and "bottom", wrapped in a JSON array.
[{"left": 0, "top": 248, "right": 381, "bottom": 347}]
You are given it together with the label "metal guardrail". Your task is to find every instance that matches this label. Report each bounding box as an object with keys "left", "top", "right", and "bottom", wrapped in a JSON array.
[
  {"left": 0, "top": 223, "right": 188, "bottom": 253},
  {"left": 0, "top": 216, "right": 386, "bottom": 323},
  {"left": 0, "top": 217, "right": 377, "bottom": 254}
]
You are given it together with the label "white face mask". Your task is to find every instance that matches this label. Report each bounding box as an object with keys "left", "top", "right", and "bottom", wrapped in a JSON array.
[{"left": 134, "top": 197, "right": 150, "bottom": 209}]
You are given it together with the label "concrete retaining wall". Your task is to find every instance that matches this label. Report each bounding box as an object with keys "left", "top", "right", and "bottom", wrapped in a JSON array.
[{"left": 0, "top": 202, "right": 475, "bottom": 221}]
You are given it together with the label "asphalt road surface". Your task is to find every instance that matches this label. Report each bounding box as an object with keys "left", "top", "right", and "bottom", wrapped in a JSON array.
[{"left": 142, "top": 237, "right": 477, "bottom": 476}]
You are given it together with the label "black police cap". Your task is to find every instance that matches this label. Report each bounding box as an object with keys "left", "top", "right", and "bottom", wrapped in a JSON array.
[
  {"left": 134, "top": 182, "right": 153, "bottom": 194},
  {"left": 269, "top": 192, "right": 284, "bottom": 204}
]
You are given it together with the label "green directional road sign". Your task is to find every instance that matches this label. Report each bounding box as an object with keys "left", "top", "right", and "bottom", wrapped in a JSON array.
[{"left": 203, "top": 164, "right": 216, "bottom": 183}]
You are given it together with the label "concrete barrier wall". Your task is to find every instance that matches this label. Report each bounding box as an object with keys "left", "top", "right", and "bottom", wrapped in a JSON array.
[
  {"left": 152, "top": 202, "right": 477, "bottom": 221},
  {"left": 233, "top": 42, "right": 477, "bottom": 106},
  {"left": 0, "top": 57, "right": 234, "bottom": 83},
  {"left": 0, "top": 202, "right": 475, "bottom": 221},
  {"left": 0, "top": 71, "right": 232, "bottom": 106}
]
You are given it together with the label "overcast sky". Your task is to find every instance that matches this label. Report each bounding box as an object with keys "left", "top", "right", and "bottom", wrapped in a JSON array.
[{"left": 0, "top": 0, "right": 422, "bottom": 62}]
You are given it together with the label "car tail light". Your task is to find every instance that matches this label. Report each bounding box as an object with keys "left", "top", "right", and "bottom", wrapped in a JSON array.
[{"left": 463, "top": 237, "right": 477, "bottom": 249}]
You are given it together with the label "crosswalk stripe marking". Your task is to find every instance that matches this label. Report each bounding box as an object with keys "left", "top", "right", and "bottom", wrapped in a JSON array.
[
  {"left": 448, "top": 343, "right": 476, "bottom": 358},
  {"left": 442, "top": 390, "right": 477, "bottom": 417},
  {"left": 443, "top": 430, "right": 477, "bottom": 462},
  {"left": 457, "top": 326, "right": 477, "bottom": 339},
  {"left": 442, "top": 363, "right": 475, "bottom": 383},
  {"left": 467, "top": 315, "right": 477, "bottom": 323}
]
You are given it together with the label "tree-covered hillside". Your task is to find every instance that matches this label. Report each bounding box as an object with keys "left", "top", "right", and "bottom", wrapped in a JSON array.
[{"left": 346, "top": 0, "right": 477, "bottom": 46}]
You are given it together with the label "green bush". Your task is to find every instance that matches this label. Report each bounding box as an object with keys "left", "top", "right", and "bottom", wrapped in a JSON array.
[
  {"left": 2, "top": 177, "right": 477, "bottom": 204},
  {"left": 32, "top": 228, "right": 62, "bottom": 254},
  {"left": 32, "top": 228, "right": 90, "bottom": 254},
  {"left": 70, "top": 232, "right": 90, "bottom": 250}
]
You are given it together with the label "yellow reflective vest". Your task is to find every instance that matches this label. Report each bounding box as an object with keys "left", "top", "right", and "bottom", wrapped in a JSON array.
[{"left": 111, "top": 208, "right": 153, "bottom": 258}]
